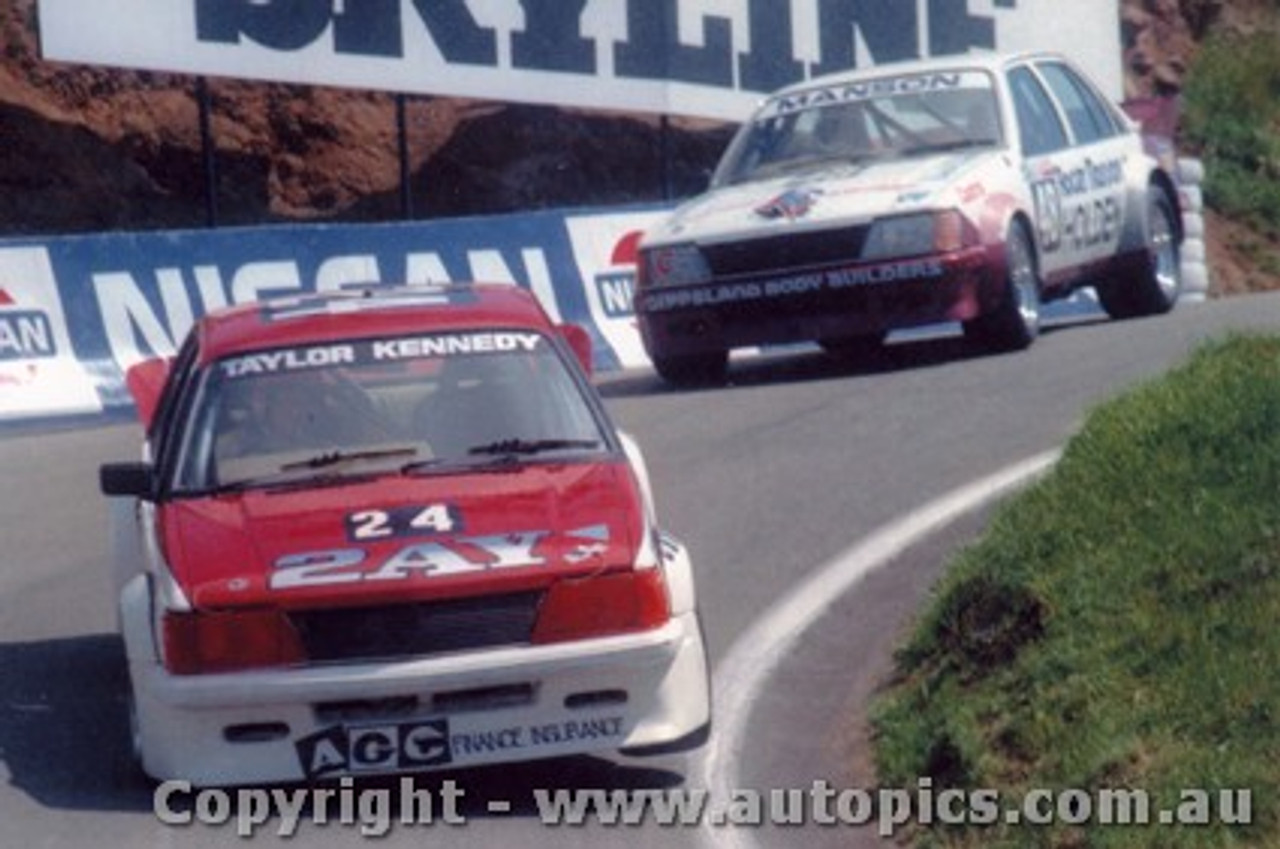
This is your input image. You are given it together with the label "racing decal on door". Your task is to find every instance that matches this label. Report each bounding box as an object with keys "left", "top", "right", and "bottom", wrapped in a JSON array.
[{"left": 1029, "top": 156, "right": 1125, "bottom": 257}]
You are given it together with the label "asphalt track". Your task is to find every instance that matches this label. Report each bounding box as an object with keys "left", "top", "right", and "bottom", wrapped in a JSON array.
[{"left": 1, "top": 290, "right": 1277, "bottom": 847}]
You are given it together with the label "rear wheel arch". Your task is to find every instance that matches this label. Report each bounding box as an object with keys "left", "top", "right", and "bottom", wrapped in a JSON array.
[{"left": 1097, "top": 181, "right": 1182, "bottom": 318}]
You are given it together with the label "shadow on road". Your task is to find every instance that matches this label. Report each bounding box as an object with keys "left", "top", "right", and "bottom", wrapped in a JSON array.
[
  {"left": 0, "top": 634, "right": 150, "bottom": 811},
  {"left": 597, "top": 316, "right": 1107, "bottom": 400}
]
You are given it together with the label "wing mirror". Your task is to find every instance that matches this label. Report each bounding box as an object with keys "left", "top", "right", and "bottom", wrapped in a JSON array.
[{"left": 100, "top": 462, "right": 156, "bottom": 499}]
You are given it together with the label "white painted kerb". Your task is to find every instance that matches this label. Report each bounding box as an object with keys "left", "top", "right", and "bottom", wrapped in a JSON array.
[{"left": 696, "top": 448, "right": 1062, "bottom": 849}]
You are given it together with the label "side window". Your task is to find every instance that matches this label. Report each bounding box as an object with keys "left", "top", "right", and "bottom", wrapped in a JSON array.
[
  {"left": 1065, "top": 64, "right": 1122, "bottom": 138},
  {"left": 150, "top": 333, "right": 198, "bottom": 454},
  {"left": 152, "top": 333, "right": 207, "bottom": 490},
  {"left": 1008, "top": 67, "right": 1069, "bottom": 156},
  {"left": 1037, "top": 62, "right": 1118, "bottom": 144}
]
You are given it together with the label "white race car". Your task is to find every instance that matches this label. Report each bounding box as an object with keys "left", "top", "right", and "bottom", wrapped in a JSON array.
[{"left": 635, "top": 52, "right": 1183, "bottom": 384}]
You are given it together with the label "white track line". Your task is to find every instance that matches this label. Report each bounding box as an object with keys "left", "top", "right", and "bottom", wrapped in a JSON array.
[{"left": 696, "top": 448, "right": 1062, "bottom": 848}]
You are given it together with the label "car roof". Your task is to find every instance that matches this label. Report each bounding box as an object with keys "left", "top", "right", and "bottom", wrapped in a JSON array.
[
  {"left": 195, "top": 283, "right": 556, "bottom": 364},
  {"left": 763, "top": 50, "right": 1071, "bottom": 101}
]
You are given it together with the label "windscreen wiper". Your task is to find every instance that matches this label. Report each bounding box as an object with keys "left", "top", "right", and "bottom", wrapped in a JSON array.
[
  {"left": 466, "top": 438, "right": 602, "bottom": 457},
  {"left": 281, "top": 446, "right": 418, "bottom": 472},
  {"left": 208, "top": 470, "right": 380, "bottom": 495},
  {"left": 208, "top": 446, "right": 419, "bottom": 493},
  {"left": 400, "top": 440, "right": 601, "bottom": 477}
]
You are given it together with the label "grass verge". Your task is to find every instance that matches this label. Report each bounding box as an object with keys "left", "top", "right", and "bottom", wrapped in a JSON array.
[
  {"left": 1181, "top": 30, "right": 1280, "bottom": 239},
  {"left": 871, "top": 333, "right": 1280, "bottom": 847}
]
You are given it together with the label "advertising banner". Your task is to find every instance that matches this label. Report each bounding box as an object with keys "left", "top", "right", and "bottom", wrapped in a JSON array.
[
  {"left": 0, "top": 208, "right": 664, "bottom": 421},
  {"left": 0, "top": 247, "right": 103, "bottom": 420},
  {"left": 0, "top": 204, "right": 1111, "bottom": 423},
  {"left": 38, "top": 0, "right": 1124, "bottom": 122}
]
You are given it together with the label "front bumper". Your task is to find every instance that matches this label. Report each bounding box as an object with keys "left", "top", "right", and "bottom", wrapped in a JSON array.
[
  {"left": 129, "top": 611, "right": 710, "bottom": 786},
  {"left": 636, "top": 247, "right": 996, "bottom": 358}
]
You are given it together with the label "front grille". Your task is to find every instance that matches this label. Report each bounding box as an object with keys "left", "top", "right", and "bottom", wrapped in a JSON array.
[
  {"left": 290, "top": 591, "right": 544, "bottom": 663},
  {"left": 703, "top": 225, "right": 869, "bottom": 277}
]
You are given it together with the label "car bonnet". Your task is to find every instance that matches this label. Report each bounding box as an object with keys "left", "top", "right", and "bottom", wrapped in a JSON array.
[
  {"left": 648, "top": 149, "right": 999, "bottom": 246},
  {"left": 157, "top": 459, "right": 644, "bottom": 610}
]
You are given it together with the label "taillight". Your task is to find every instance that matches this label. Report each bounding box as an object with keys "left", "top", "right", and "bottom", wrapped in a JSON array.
[
  {"left": 531, "top": 568, "right": 670, "bottom": 644},
  {"left": 162, "top": 609, "right": 305, "bottom": 675}
]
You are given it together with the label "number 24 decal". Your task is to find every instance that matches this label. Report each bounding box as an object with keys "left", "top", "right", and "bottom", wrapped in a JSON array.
[{"left": 346, "top": 504, "right": 462, "bottom": 541}]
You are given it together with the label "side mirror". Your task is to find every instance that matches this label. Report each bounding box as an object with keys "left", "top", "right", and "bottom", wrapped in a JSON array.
[
  {"left": 557, "top": 323, "right": 593, "bottom": 378},
  {"left": 126, "top": 357, "right": 174, "bottom": 431},
  {"left": 100, "top": 462, "right": 156, "bottom": 499}
]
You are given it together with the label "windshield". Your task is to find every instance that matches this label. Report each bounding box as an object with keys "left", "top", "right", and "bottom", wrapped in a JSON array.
[
  {"left": 170, "top": 330, "right": 610, "bottom": 493},
  {"left": 713, "top": 70, "right": 1002, "bottom": 187}
]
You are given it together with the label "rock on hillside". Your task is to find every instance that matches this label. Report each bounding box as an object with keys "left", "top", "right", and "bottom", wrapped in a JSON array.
[{"left": 0, "top": 1, "right": 729, "bottom": 235}]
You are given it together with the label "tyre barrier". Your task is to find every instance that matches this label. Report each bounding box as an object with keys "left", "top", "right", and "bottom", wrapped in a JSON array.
[
  {"left": 1181, "top": 238, "right": 1205, "bottom": 264},
  {"left": 1179, "top": 185, "right": 1203, "bottom": 216},
  {"left": 1181, "top": 260, "right": 1210, "bottom": 303},
  {"left": 1181, "top": 211, "right": 1205, "bottom": 241},
  {"left": 1175, "top": 157, "right": 1211, "bottom": 302},
  {"left": 1177, "top": 157, "right": 1206, "bottom": 186}
]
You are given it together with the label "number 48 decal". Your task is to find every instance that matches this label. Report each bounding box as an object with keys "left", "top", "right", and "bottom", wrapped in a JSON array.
[
  {"left": 346, "top": 504, "right": 462, "bottom": 541},
  {"left": 1031, "top": 176, "right": 1063, "bottom": 253}
]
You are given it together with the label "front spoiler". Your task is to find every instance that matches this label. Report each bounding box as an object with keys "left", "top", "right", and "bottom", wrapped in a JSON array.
[{"left": 636, "top": 247, "right": 997, "bottom": 357}]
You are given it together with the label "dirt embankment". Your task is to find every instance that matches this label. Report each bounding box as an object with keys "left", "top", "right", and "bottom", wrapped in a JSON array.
[{"left": 0, "top": 0, "right": 1274, "bottom": 291}]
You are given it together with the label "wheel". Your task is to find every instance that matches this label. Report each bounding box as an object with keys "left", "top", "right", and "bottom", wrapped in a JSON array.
[
  {"left": 651, "top": 350, "right": 728, "bottom": 387},
  {"left": 1097, "top": 187, "right": 1181, "bottom": 319},
  {"left": 963, "top": 220, "right": 1040, "bottom": 352},
  {"left": 819, "top": 332, "right": 886, "bottom": 361}
]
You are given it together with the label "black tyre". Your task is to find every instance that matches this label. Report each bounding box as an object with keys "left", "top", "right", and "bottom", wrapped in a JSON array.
[
  {"left": 1097, "top": 186, "right": 1181, "bottom": 319},
  {"left": 963, "top": 220, "right": 1040, "bottom": 352},
  {"left": 651, "top": 350, "right": 728, "bottom": 387}
]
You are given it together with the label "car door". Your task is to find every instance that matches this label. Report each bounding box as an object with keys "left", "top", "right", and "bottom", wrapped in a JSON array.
[
  {"left": 1007, "top": 63, "right": 1074, "bottom": 286},
  {"left": 1007, "top": 60, "right": 1127, "bottom": 289},
  {"left": 1033, "top": 59, "right": 1131, "bottom": 271}
]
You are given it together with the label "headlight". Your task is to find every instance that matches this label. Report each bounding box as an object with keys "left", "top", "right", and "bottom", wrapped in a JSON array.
[
  {"left": 861, "top": 210, "right": 975, "bottom": 261},
  {"left": 639, "top": 244, "right": 711, "bottom": 289}
]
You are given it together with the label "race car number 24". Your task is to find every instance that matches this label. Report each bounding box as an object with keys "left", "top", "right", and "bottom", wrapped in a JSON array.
[{"left": 345, "top": 503, "right": 461, "bottom": 541}]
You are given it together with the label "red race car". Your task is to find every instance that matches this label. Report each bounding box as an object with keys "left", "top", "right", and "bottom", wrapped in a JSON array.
[{"left": 100, "top": 284, "right": 710, "bottom": 786}]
